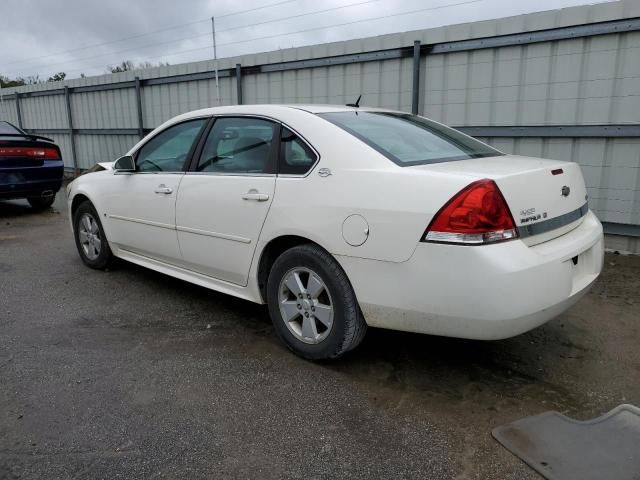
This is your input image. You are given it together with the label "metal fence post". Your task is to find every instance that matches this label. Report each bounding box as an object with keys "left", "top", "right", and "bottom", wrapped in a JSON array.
[
  {"left": 412, "top": 40, "right": 421, "bottom": 115},
  {"left": 15, "top": 93, "right": 23, "bottom": 128},
  {"left": 64, "top": 86, "right": 79, "bottom": 175},
  {"left": 235, "top": 64, "right": 243, "bottom": 105},
  {"left": 135, "top": 77, "right": 144, "bottom": 139}
]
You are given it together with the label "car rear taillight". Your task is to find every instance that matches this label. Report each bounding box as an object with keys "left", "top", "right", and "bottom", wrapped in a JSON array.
[
  {"left": 0, "top": 146, "right": 60, "bottom": 159},
  {"left": 422, "top": 179, "right": 518, "bottom": 245}
]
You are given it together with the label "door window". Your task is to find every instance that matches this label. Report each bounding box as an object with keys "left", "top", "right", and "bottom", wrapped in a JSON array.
[
  {"left": 136, "top": 119, "right": 206, "bottom": 172},
  {"left": 279, "top": 127, "right": 317, "bottom": 175},
  {"left": 195, "top": 117, "right": 276, "bottom": 174}
]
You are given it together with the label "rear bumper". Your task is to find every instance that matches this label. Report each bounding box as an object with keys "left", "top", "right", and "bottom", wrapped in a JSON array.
[
  {"left": 0, "top": 161, "right": 63, "bottom": 199},
  {"left": 337, "top": 211, "right": 604, "bottom": 340}
]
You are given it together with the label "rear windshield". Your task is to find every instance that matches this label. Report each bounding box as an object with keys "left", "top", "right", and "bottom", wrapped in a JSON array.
[
  {"left": 318, "top": 111, "right": 503, "bottom": 166},
  {"left": 0, "top": 121, "right": 22, "bottom": 135}
]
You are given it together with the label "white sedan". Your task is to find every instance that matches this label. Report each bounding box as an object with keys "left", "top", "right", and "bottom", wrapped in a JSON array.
[{"left": 67, "top": 105, "right": 604, "bottom": 359}]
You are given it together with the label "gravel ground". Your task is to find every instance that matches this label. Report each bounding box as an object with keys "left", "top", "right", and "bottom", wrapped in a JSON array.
[{"left": 1, "top": 194, "right": 639, "bottom": 479}]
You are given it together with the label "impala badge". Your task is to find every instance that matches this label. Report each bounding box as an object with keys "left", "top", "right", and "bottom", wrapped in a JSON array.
[
  {"left": 561, "top": 186, "right": 570, "bottom": 197},
  {"left": 318, "top": 168, "right": 332, "bottom": 177},
  {"left": 519, "top": 207, "right": 548, "bottom": 224}
]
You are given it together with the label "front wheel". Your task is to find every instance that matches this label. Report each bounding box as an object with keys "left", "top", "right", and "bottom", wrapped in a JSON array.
[
  {"left": 73, "top": 201, "right": 113, "bottom": 269},
  {"left": 266, "top": 244, "right": 367, "bottom": 360}
]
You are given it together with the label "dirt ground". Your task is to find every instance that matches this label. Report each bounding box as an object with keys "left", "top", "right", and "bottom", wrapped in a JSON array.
[{"left": 1, "top": 195, "right": 639, "bottom": 479}]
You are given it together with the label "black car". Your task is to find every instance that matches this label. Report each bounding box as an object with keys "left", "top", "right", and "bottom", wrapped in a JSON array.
[{"left": 0, "top": 121, "right": 64, "bottom": 209}]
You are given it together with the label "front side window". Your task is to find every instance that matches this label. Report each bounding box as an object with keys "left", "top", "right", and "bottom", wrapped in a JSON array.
[
  {"left": 319, "top": 111, "right": 503, "bottom": 166},
  {"left": 196, "top": 117, "right": 276, "bottom": 174},
  {"left": 136, "top": 119, "right": 206, "bottom": 172},
  {"left": 279, "top": 127, "right": 317, "bottom": 175}
]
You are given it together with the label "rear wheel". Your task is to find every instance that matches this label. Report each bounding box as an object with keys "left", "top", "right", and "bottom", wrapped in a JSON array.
[
  {"left": 266, "top": 244, "right": 367, "bottom": 360},
  {"left": 27, "top": 193, "right": 55, "bottom": 210},
  {"left": 73, "top": 201, "right": 113, "bottom": 269}
]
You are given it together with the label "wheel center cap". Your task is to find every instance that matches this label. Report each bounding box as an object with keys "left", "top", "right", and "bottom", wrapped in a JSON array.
[{"left": 302, "top": 299, "right": 311, "bottom": 311}]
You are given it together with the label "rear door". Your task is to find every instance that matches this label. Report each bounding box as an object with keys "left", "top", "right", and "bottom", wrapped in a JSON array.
[
  {"left": 104, "top": 118, "right": 208, "bottom": 263},
  {"left": 175, "top": 116, "right": 278, "bottom": 286}
]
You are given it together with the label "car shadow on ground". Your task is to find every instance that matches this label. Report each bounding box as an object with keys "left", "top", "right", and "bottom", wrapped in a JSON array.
[
  {"left": 104, "top": 256, "right": 580, "bottom": 414},
  {"left": 0, "top": 199, "right": 56, "bottom": 218},
  {"left": 332, "top": 327, "right": 570, "bottom": 405}
]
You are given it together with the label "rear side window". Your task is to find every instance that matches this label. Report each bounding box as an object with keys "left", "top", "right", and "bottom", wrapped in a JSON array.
[
  {"left": 319, "top": 111, "right": 502, "bottom": 166},
  {"left": 196, "top": 117, "right": 276, "bottom": 174},
  {"left": 279, "top": 127, "right": 317, "bottom": 175}
]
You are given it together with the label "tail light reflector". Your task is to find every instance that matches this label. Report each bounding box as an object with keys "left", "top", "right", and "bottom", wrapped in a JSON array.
[
  {"left": 0, "top": 146, "right": 60, "bottom": 159},
  {"left": 422, "top": 179, "right": 518, "bottom": 245}
]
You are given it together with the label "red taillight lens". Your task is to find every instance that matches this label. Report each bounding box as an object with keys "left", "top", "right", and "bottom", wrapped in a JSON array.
[
  {"left": 423, "top": 179, "right": 518, "bottom": 245},
  {"left": 0, "top": 146, "right": 60, "bottom": 159}
]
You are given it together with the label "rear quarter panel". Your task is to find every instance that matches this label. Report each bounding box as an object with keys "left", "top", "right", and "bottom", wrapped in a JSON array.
[{"left": 260, "top": 112, "right": 476, "bottom": 263}]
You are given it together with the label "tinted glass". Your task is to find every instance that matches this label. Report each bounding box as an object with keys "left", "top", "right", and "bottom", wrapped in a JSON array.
[
  {"left": 319, "top": 111, "right": 503, "bottom": 166},
  {"left": 196, "top": 117, "right": 276, "bottom": 173},
  {"left": 0, "top": 122, "right": 22, "bottom": 135},
  {"left": 279, "top": 127, "right": 316, "bottom": 175},
  {"left": 136, "top": 119, "right": 206, "bottom": 172}
]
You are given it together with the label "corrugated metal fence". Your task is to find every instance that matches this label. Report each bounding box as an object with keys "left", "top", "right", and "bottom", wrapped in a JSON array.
[{"left": 1, "top": 0, "right": 639, "bottom": 245}]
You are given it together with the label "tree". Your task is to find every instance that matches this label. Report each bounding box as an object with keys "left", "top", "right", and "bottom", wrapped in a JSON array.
[
  {"left": 107, "top": 60, "right": 170, "bottom": 73},
  {"left": 24, "top": 75, "right": 41, "bottom": 85},
  {"left": 0, "top": 75, "right": 25, "bottom": 88},
  {"left": 0, "top": 75, "right": 44, "bottom": 87},
  {"left": 0, "top": 74, "right": 55, "bottom": 87},
  {"left": 107, "top": 60, "right": 135, "bottom": 73},
  {"left": 47, "top": 72, "right": 66, "bottom": 82}
]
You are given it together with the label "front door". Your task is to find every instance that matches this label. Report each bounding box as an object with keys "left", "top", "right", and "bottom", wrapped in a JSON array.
[
  {"left": 176, "top": 116, "right": 278, "bottom": 286},
  {"left": 104, "top": 118, "right": 207, "bottom": 264}
]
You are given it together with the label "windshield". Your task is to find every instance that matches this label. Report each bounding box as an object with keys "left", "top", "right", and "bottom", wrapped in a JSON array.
[{"left": 319, "top": 111, "right": 503, "bottom": 166}]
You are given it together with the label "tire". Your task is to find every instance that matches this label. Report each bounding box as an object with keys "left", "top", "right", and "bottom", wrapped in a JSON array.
[
  {"left": 73, "top": 200, "right": 113, "bottom": 269},
  {"left": 266, "top": 244, "right": 367, "bottom": 360},
  {"left": 27, "top": 193, "right": 55, "bottom": 210}
]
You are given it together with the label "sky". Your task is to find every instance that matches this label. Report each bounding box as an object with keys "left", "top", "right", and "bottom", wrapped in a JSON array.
[{"left": 0, "top": 0, "right": 615, "bottom": 81}]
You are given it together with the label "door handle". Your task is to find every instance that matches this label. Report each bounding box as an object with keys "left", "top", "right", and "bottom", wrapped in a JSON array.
[
  {"left": 242, "top": 190, "right": 269, "bottom": 201},
  {"left": 154, "top": 184, "right": 173, "bottom": 195}
]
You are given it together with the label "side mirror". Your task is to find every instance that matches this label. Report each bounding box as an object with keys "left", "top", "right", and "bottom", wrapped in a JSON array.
[{"left": 113, "top": 155, "right": 135, "bottom": 172}]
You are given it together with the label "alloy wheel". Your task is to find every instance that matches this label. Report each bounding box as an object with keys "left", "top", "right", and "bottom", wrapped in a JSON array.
[
  {"left": 278, "top": 267, "right": 334, "bottom": 344},
  {"left": 78, "top": 213, "right": 102, "bottom": 261}
]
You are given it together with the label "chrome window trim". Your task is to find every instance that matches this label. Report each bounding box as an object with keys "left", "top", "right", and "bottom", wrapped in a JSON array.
[
  {"left": 184, "top": 112, "right": 321, "bottom": 178},
  {"left": 517, "top": 203, "right": 589, "bottom": 239}
]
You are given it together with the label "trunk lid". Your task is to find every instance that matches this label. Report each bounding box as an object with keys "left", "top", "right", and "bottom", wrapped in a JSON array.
[{"left": 412, "top": 155, "right": 589, "bottom": 245}]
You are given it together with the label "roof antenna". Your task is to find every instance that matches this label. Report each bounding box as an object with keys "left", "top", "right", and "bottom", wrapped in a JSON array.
[{"left": 346, "top": 94, "right": 361, "bottom": 108}]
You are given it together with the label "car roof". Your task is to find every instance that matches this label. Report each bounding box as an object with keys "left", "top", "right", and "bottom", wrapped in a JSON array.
[
  {"left": 281, "top": 104, "right": 403, "bottom": 114},
  {"left": 172, "top": 104, "right": 404, "bottom": 122}
]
